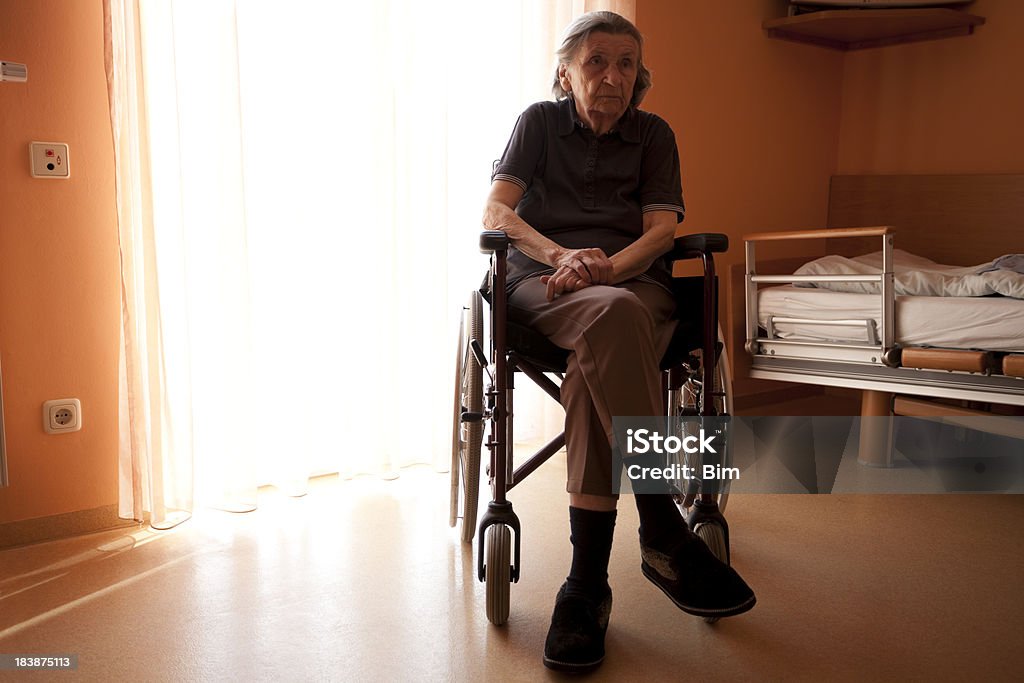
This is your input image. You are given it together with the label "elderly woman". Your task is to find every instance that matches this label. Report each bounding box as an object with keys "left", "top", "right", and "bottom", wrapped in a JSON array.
[{"left": 483, "top": 11, "right": 755, "bottom": 673}]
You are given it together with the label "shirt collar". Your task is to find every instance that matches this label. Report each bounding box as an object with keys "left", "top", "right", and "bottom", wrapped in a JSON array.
[{"left": 557, "top": 96, "right": 640, "bottom": 144}]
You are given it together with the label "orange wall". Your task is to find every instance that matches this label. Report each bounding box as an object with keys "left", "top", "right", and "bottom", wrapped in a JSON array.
[
  {"left": 0, "top": 0, "right": 1018, "bottom": 528},
  {"left": 839, "top": 0, "right": 1024, "bottom": 174},
  {"left": 637, "top": 0, "right": 844, "bottom": 274},
  {"left": 0, "top": 0, "right": 120, "bottom": 523}
]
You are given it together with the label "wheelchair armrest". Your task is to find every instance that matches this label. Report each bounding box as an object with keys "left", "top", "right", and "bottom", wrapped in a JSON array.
[
  {"left": 480, "top": 230, "right": 510, "bottom": 254},
  {"left": 668, "top": 233, "right": 729, "bottom": 260}
]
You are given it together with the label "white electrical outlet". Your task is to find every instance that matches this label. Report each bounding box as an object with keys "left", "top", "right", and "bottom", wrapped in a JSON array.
[{"left": 43, "top": 398, "right": 82, "bottom": 434}]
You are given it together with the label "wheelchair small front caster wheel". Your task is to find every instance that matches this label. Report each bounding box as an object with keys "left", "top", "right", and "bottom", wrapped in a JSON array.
[{"left": 485, "top": 523, "right": 512, "bottom": 625}]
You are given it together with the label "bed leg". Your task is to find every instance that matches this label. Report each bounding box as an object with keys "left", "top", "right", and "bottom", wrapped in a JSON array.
[{"left": 858, "top": 390, "right": 894, "bottom": 467}]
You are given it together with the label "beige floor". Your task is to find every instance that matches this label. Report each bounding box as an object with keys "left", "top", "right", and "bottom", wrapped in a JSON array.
[{"left": 1, "top": 454, "right": 1022, "bottom": 682}]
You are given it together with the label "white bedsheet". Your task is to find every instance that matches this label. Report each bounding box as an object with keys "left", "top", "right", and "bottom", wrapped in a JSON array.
[
  {"left": 794, "top": 250, "right": 1024, "bottom": 299},
  {"left": 758, "top": 286, "right": 1024, "bottom": 352}
]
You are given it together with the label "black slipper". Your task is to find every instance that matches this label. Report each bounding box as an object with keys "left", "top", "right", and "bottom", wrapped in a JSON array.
[{"left": 543, "top": 583, "right": 613, "bottom": 673}]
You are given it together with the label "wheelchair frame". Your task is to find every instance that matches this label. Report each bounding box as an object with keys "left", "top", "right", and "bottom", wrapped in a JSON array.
[{"left": 453, "top": 230, "right": 732, "bottom": 624}]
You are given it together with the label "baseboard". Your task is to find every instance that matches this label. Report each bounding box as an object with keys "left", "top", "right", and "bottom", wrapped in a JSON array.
[{"left": 0, "top": 504, "right": 140, "bottom": 550}]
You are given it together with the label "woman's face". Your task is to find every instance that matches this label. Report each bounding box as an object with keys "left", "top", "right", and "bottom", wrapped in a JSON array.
[{"left": 559, "top": 31, "right": 639, "bottom": 133}]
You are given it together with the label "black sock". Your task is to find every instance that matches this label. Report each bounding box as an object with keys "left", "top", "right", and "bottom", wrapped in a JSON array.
[
  {"left": 564, "top": 506, "right": 616, "bottom": 601},
  {"left": 634, "top": 494, "right": 687, "bottom": 551}
]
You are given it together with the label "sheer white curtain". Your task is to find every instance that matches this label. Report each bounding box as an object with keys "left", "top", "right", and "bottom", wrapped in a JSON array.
[{"left": 106, "top": 0, "right": 635, "bottom": 524}]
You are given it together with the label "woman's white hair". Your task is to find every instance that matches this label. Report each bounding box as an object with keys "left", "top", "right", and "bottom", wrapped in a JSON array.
[{"left": 551, "top": 11, "right": 652, "bottom": 107}]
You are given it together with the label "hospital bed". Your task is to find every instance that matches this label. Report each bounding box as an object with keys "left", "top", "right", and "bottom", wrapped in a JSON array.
[{"left": 738, "top": 174, "right": 1024, "bottom": 461}]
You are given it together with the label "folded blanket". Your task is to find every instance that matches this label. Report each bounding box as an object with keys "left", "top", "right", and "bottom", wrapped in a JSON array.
[
  {"left": 976, "top": 254, "right": 1024, "bottom": 275},
  {"left": 794, "top": 249, "right": 1024, "bottom": 299}
]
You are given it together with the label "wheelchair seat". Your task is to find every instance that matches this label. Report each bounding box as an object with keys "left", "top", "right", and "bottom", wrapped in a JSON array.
[
  {"left": 481, "top": 227, "right": 728, "bottom": 375},
  {"left": 502, "top": 301, "right": 706, "bottom": 373},
  {"left": 506, "top": 320, "right": 567, "bottom": 373},
  {"left": 484, "top": 263, "right": 712, "bottom": 375}
]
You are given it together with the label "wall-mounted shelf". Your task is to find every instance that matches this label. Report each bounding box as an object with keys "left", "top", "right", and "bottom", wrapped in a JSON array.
[{"left": 763, "top": 8, "right": 985, "bottom": 51}]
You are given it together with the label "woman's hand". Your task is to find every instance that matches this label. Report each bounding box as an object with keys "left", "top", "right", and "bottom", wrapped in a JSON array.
[
  {"left": 541, "top": 247, "right": 613, "bottom": 300},
  {"left": 553, "top": 247, "right": 614, "bottom": 286},
  {"left": 540, "top": 265, "right": 591, "bottom": 300}
]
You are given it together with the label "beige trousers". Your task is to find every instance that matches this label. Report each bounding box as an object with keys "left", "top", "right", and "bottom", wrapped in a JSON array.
[{"left": 508, "top": 277, "right": 678, "bottom": 495}]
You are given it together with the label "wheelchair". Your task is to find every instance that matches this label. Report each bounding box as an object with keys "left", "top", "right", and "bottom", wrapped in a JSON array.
[{"left": 450, "top": 230, "right": 734, "bottom": 625}]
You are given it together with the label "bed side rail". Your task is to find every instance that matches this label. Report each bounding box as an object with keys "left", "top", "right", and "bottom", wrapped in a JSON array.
[{"left": 743, "top": 226, "right": 898, "bottom": 367}]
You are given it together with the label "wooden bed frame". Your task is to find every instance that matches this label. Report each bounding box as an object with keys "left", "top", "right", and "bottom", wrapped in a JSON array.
[{"left": 729, "top": 173, "right": 1024, "bottom": 430}]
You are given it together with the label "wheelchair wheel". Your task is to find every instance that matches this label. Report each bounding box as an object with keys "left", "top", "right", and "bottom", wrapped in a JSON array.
[
  {"left": 668, "top": 325, "right": 733, "bottom": 513},
  {"left": 695, "top": 522, "right": 729, "bottom": 624},
  {"left": 449, "top": 291, "right": 484, "bottom": 544},
  {"left": 485, "top": 523, "right": 512, "bottom": 626}
]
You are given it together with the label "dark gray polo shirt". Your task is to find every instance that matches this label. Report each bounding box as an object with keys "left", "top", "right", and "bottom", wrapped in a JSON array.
[{"left": 492, "top": 97, "right": 685, "bottom": 291}]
